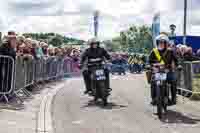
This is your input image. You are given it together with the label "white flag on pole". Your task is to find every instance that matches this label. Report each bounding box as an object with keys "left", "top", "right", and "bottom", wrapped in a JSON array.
[{"left": 152, "top": 12, "right": 160, "bottom": 47}]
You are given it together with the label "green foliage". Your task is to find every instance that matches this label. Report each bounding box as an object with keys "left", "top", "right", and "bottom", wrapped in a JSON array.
[
  {"left": 22, "top": 33, "right": 85, "bottom": 46},
  {"left": 49, "top": 35, "right": 63, "bottom": 47},
  {"left": 108, "top": 25, "right": 153, "bottom": 54}
]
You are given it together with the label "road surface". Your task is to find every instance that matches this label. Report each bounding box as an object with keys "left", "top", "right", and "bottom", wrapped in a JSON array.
[{"left": 52, "top": 73, "right": 200, "bottom": 133}]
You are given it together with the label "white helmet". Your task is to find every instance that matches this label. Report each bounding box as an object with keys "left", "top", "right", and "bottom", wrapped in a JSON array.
[{"left": 155, "top": 34, "right": 169, "bottom": 45}]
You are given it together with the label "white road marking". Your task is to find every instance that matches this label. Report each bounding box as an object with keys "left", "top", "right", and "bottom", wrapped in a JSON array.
[
  {"left": 37, "top": 80, "right": 71, "bottom": 133},
  {"left": 72, "top": 120, "right": 84, "bottom": 125}
]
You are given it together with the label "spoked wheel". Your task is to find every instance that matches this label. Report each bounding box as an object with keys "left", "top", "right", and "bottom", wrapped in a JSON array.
[
  {"left": 163, "top": 104, "right": 167, "bottom": 113},
  {"left": 156, "top": 85, "right": 163, "bottom": 119},
  {"left": 98, "top": 80, "right": 108, "bottom": 106},
  {"left": 163, "top": 97, "right": 168, "bottom": 113},
  {"left": 157, "top": 97, "right": 163, "bottom": 119}
]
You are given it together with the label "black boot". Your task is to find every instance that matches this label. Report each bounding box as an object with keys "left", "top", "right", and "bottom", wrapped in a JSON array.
[
  {"left": 171, "top": 81, "right": 177, "bottom": 105},
  {"left": 151, "top": 99, "right": 156, "bottom": 106},
  {"left": 84, "top": 90, "right": 91, "bottom": 94}
]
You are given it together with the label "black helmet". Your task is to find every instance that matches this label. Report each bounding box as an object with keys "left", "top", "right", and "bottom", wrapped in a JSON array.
[{"left": 88, "top": 37, "right": 100, "bottom": 46}]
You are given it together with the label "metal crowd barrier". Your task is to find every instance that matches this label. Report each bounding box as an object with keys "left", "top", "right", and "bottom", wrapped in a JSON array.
[
  {"left": 63, "top": 57, "right": 81, "bottom": 77},
  {"left": 177, "top": 61, "right": 200, "bottom": 99},
  {"left": 0, "top": 55, "right": 15, "bottom": 102},
  {"left": 0, "top": 55, "right": 81, "bottom": 103}
]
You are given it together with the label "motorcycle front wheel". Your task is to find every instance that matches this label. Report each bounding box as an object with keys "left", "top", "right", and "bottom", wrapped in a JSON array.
[
  {"left": 156, "top": 84, "right": 163, "bottom": 119},
  {"left": 157, "top": 96, "right": 163, "bottom": 119},
  {"left": 97, "top": 80, "right": 108, "bottom": 106}
]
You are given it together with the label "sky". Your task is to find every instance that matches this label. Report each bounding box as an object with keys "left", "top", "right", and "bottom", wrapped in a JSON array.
[{"left": 0, "top": 0, "right": 200, "bottom": 40}]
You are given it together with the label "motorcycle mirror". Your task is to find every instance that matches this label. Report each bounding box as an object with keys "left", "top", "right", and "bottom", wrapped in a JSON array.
[{"left": 145, "top": 65, "right": 151, "bottom": 70}]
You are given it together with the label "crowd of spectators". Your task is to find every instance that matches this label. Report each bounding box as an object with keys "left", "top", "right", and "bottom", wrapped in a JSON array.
[
  {"left": 0, "top": 31, "right": 81, "bottom": 62},
  {"left": 167, "top": 43, "right": 200, "bottom": 62},
  {"left": 1, "top": 31, "right": 200, "bottom": 71}
]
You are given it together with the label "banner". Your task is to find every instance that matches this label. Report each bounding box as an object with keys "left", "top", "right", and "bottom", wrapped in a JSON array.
[
  {"left": 152, "top": 12, "right": 160, "bottom": 47},
  {"left": 94, "top": 11, "right": 99, "bottom": 37}
]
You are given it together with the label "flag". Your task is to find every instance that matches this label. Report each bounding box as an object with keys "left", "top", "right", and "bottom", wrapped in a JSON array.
[
  {"left": 94, "top": 11, "right": 99, "bottom": 37},
  {"left": 152, "top": 12, "right": 160, "bottom": 47}
]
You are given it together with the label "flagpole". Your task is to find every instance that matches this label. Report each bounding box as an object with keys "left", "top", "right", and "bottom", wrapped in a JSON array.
[
  {"left": 183, "top": 0, "right": 187, "bottom": 45},
  {"left": 152, "top": 12, "right": 160, "bottom": 48},
  {"left": 94, "top": 10, "right": 99, "bottom": 37}
]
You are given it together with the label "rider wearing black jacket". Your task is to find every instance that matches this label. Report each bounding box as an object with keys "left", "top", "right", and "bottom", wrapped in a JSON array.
[{"left": 80, "top": 38, "right": 111, "bottom": 94}]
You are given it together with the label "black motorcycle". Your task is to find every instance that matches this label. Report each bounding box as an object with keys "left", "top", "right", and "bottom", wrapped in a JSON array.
[
  {"left": 152, "top": 64, "right": 169, "bottom": 119},
  {"left": 88, "top": 63, "right": 109, "bottom": 106}
]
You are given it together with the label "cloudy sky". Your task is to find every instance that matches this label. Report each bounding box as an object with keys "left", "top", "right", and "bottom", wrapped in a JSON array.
[{"left": 0, "top": 0, "right": 200, "bottom": 40}]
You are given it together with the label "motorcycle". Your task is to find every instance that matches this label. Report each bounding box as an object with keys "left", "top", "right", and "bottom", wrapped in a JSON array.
[
  {"left": 152, "top": 64, "right": 169, "bottom": 119},
  {"left": 111, "top": 64, "right": 126, "bottom": 75},
  {"left": 88, "top": 63, "right": 110, "bottom": 106}
]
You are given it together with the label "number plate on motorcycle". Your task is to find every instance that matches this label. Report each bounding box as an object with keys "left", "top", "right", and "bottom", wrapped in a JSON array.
[
  {"left": 155, "top": 73, "right": 167, "bottom": 80},
  {"left": 95, "top": 69, "right": 104, "bottom": 76}
]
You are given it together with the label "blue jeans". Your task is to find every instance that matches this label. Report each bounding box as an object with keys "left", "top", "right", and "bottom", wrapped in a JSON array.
[{"left": 129, "top": 64, "right": 136, "bottom": 73}]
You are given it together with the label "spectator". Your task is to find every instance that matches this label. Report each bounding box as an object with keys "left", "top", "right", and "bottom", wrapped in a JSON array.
[
  {"left": 54, "top": 47, "right": 59, "bottom": 56},
  {"left": 184, "top": 47, "right": 200, "bottom": 61},
  {"left": 16, "top": 35, "right": 25, "bottom": 51},
  {"left": 23, "top": 38, "right": 32, "bottom": 55},
  {"left": 17, "top": 43, "right": 25, "bottom": 56},
  {"left": 48, "top": 47, "right": 55, "bottom": 56},
  {"left": 197, "top": 49, "right": 200, "bottom": 57},
  {"left": 35, "top": 42, "right": 44, "bottom": 58},
  {"left": 41, "top": 42, "right": 48, "bottom": 56},
  {"left": 31, "top": 40, "right": 39, "bottom": 59},
  {"left": 61, "top": 47, "right": 66, "bottom": 56},
  {"left": 71, "top": 50, "right": 80, "bottom": 62},
  {"left": 57, "top": 48, "right": 63, "bottom": 57},
  {"left": 0, "top": 33, "right": 17, "bottom": 59},
  {"left": 0, "top": 32, "right": 17, "bottom": 96}
]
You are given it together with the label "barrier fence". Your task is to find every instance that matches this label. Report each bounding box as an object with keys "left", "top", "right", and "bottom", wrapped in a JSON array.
[
  {"left": 177, "top": 61, "right": 200, "bottom": 99},
  {"left": 0, "top": 56, "right": 15, "bottom": 102},
  {"left": 1, "top": 54, "right": 200, "bottom": 103},
  {"left": 0, "top": 55, "right": 81, "bottom": 103}
]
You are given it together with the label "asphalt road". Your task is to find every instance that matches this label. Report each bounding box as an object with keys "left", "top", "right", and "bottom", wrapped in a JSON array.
[{"left": 52, "top": 73, "right": 200, "bottom": 133}]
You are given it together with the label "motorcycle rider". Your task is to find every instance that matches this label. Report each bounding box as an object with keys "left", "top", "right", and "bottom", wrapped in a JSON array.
[
  {"left": 80, "top": 37, "right": 111, "bottom": 95},
  {"left": 149, "top": 34, "right": 178, "bottom": 105}
]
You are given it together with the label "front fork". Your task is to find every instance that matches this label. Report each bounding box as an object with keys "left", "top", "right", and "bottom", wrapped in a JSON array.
[{"left": 156, "top": 81, "right": 168, "bottom": 105}]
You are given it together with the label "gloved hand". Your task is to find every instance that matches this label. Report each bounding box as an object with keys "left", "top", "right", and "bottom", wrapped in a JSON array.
[
  {"left": 177, "top": 65, "right": 183, "bottom": 71},
  {"left": 78, "top": 64, "right": 83, "bottom": 69}
]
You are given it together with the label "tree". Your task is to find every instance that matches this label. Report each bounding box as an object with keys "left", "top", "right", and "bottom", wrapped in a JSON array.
[
  {"left": 123, "top": 25, "right": 153, "bottom": 53},
  {"left": 49, "top": 35, "right": 63, "bottom": 47},
  {"left": 22, "top": 32, "right": 85, "bottom": 46},
  {"left": 107, "top": 25, "right": 153, "bottom": 53}
]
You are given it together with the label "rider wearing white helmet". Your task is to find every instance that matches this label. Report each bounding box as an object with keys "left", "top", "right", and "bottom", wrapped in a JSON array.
[
  {"left": 80, "top": 37, "right": 111, "bottom": 94},
  {"left": 149, "top": 33, "right": 178, "bottom": 105},
  {"left": 155, "top": 34, "right": 169, "bottom": 50}
]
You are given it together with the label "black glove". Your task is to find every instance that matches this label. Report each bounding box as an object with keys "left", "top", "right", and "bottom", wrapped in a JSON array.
[
  {"left": 177, "top": 65, "right": 183, "bottom": 71},
  {"left": 79, "top": 64, "right": 83, "bottom": 69}
]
